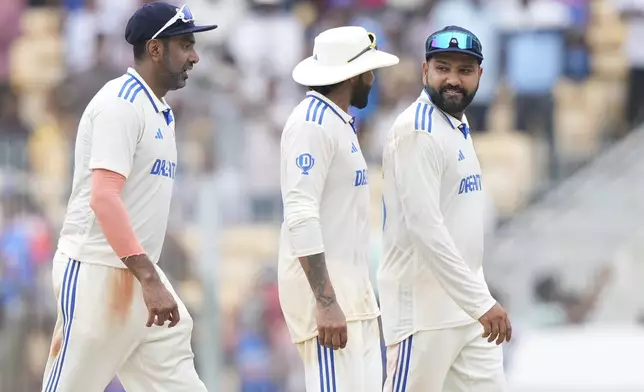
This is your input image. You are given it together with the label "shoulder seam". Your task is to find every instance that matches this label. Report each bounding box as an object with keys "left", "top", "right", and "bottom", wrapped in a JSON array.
[{"left": 92, "top": 86, "right": 145, "bottom": 142}]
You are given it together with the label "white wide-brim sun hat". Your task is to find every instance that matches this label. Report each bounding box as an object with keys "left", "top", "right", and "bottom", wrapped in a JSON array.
[{"left": 292, "top": 26, "right": 400, "bottom": 87}]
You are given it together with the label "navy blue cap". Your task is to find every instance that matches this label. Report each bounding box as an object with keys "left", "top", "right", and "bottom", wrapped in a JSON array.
[
  {"left": 125, "top": 2, "right": 217, "bottom": 45},
  {"left": 425, "top": 25, "right": 483, "bottom": 62}
]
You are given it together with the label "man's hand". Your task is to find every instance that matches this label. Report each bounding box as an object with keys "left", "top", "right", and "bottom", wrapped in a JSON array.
[
  {"left": 316, "top": 301, "right": 347, "bottom": 350},
  {"left": 298, "top": 252, "right": 347, "bottom": 350},
  {"left": 122, "top": 253, "right": 180, "bottom": 328},
  {"left": 141, "top": 277, "right": 180, "bottom": 328},
  {"left": 478, "top": 303, "right": 511, "bottom": 345}
]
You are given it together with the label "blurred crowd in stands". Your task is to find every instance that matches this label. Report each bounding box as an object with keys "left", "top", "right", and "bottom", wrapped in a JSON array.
[{"left": 0, "top": 0, "right": 641, "bottom": 390}]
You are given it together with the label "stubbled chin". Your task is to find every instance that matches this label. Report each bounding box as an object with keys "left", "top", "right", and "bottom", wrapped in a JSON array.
[{"left": 170, "top": 81, "right": 186, "bottom": 91}]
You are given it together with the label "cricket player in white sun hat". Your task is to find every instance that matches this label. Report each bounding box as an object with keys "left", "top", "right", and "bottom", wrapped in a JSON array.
[{"left": 278, "top": 26, "right": 399, "bottom": 391}]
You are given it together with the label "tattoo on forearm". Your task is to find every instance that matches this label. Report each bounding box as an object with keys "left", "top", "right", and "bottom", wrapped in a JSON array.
[{"left": 299, "top": 253, "right": 336, "bottom": 308}]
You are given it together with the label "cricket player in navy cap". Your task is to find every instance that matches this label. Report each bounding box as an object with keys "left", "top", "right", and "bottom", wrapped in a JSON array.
[
  {"left": 40, "top": 3, "right": 216, "bottom": 391},
  {"left": 378, "top": 26, "right": 511, "bottom": 392}
]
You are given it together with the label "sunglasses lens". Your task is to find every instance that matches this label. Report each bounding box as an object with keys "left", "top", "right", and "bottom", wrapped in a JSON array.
[
  {"left": 427, "top": 32, "right": 480, "bottom": 53},
  {"left": 182, "top": 5, "right": 194, "bottom": 21}
]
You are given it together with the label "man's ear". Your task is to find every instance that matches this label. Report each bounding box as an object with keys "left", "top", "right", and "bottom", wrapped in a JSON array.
[
  {"left": 421, "top": 60, "right": 429, "bottom": 86},
  {"left": 146, "top": 39, "right": 164, "bottom": 61}
]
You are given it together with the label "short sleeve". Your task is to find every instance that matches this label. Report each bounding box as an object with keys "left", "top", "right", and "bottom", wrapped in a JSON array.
[{"left": 88, "top": 98, "right": 142, "bottom": 178}]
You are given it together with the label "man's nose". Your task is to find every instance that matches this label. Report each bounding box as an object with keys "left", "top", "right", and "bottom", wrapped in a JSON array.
[
  {"left": 190, "top": 50, "right": 200, "bottom": 64},
  {"left": 444, "top": 71, "right": 461, "bottom": 87}
]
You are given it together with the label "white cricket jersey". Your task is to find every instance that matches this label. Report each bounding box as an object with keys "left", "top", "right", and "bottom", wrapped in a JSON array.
[
  {"left": 378, "top": 89, "right": 497, "bottom": 346},
  {"left": 278, "top": 91, "right": 379, "bottom": 343},
  {"left": 58, "top": 68, "right": 177, "bottom": 269}
]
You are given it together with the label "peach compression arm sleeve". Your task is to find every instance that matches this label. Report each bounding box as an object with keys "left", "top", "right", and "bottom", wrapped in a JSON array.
[{"left": 89, "top": 169, "right": 145, "bottom": 259}]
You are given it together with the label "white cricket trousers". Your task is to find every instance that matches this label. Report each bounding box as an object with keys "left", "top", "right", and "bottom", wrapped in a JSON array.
[
  {"left": 41, "top": 251, "right": 207, "bottom": 392},
  {"left": 296, "top": 318, "right": 383, "bottom": 392},
  {"left": 383, "top": 322, "right": 506, "bottom": 392}
]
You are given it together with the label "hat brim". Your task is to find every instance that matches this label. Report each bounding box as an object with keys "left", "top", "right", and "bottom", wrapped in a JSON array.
[
  {"left": 292, "top": 49, "right": 400, "bottom": 87},
  {"left": 159, "top": 24, "right": 218, "bottom": 39},
  {"left": 425, "top": 48, "right": 483, "bottom": 61}
]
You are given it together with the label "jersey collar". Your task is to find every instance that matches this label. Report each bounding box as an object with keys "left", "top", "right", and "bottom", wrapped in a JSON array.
[
  {"left": 419, "top": 88, "right": 471, "bottom": 138},
  {"left": 305, "top": 91, "right": 354, "bottom": 125},
  {"left": 126, "top": 67, "right": 170, "bottom": 114}
]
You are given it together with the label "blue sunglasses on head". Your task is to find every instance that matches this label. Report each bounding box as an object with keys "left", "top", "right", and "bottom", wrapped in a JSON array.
[{"left": 426, "top": 30, "right": 483, "bottom": 60}]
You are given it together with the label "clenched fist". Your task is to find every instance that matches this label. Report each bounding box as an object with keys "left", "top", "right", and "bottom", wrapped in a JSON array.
[{"left": 316, "top": 302, "right": 348, "bottom": 350}]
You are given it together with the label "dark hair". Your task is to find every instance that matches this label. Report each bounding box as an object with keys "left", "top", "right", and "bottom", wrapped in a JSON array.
[
  {"left": 308, "top": 81, "right": 345, "bottom": 96},
  {"left": 133, "top": 41, "right": 147, "bottom": 61},
  {"left": 133, "top": 38, "right": 169, "bottom": 61}
]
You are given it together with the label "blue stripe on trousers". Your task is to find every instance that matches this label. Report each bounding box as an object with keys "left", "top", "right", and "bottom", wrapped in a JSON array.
[
  {"left": 394, "top": 335, "right": 413, "bottom": 392},
  {"left": 44, "top": 259, "right": 80, "bottom": 392},
  {"left": 317, "top": 339, "right": 337, "bottom": 392}
]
